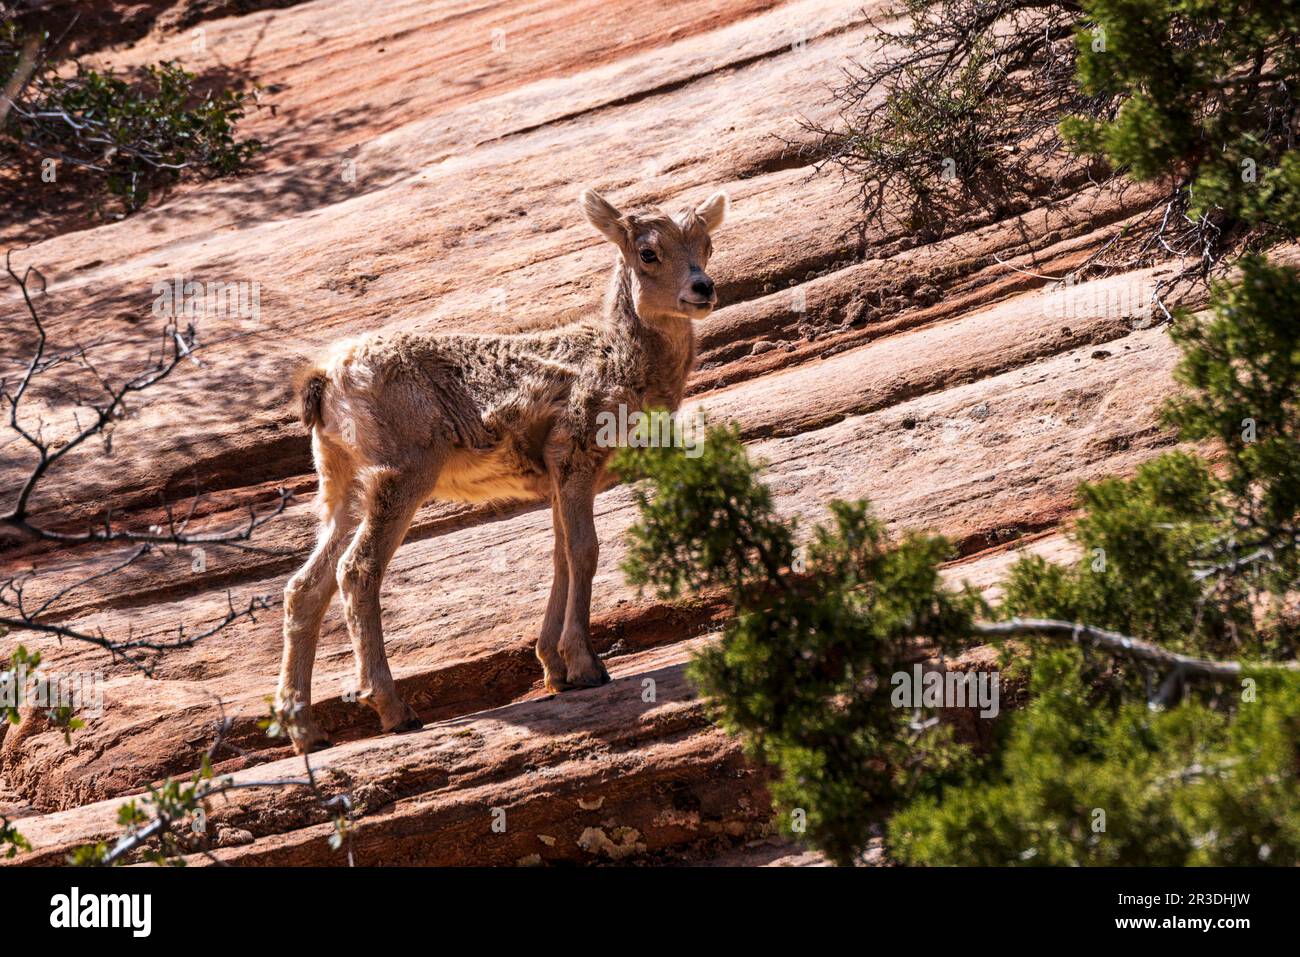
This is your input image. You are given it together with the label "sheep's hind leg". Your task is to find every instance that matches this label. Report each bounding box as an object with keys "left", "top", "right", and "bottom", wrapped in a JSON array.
[
  {"left": 278, "top": 510, "right": 358, "bottom": 752},
  {"left": 277, "top": 440, "right": 358, "bottom": 754},
  {"left": 337, "top": 452, "right": 442, "bottom": 733}
]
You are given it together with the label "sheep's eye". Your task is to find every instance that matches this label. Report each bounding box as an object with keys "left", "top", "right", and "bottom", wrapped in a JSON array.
[{"left": 638, "top": 248, "right": 658, "bottom": 264}]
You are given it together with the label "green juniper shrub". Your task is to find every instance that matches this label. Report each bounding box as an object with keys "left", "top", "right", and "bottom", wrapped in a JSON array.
[
  {"left": 899, "top": 256, "right": 1300, "bottom": 868},
  {"left": 1006, "top": 257, "right": 1300, "bottom": 664},
  {"left": 814, "top": 0, "right": 1300, "bottom": 255},
  {"left": 614, "top": 424, "right": 985, "bottom": 866},
  {"left": 1165, "top": 256, "right": 1300, "bottom": 582},
  {"left": 614, "top": 255, "right": 1300, "bottom": 865},
  {"left": 1000, "top": 453, "right": 1239, "bottom": 658},
  {"left": 616, "top": 421, "right": 797, "bottom": 601},
  {"left": 896, "top": 255, "right": 1300, "bottom": 864},
  {"left": 888, "top": 648, "right": 1300, "bottom": 865},
  {"left": 2, "top": 22, "right": 261, "bottom": 212},
  {"left": 1062, "top": 0, "right": 1300, "bottom": 239}
]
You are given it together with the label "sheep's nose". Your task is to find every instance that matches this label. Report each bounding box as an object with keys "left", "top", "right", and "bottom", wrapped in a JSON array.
[{"left": 691, "top": 277, "right": 715, "bottom": 299}]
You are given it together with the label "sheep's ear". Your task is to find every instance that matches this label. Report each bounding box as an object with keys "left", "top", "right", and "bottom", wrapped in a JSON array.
[
  {"left": 580, "top": 189, "right": 627, "bottom": 245},
  {"left": 695, "top": 191, "right": 729, "bottom": 233}
]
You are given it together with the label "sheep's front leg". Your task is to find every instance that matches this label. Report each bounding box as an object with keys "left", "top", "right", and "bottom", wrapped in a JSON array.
[
  {"left": 555, "top": 473, "right": 611, "bottom": 689},
  {"left": 536, "top": 497, "right": 571, "bottom": 693}
]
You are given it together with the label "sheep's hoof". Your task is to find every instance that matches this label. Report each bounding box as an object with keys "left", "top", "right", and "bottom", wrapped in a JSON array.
[
  {"left": 564, "top": 662, "right": 611, "bottom": 689},
  {"left": 366, "top": 691, "right": 422, "bottom": 734},
  {"left": 379, "top": 707, "right": 426, "bottom": 738},
  {"left": 289, "top": 718, "right": 334, "bottom": 755},
  {"left": 391, "top": 717, "right": 424, "bottom": 734}
]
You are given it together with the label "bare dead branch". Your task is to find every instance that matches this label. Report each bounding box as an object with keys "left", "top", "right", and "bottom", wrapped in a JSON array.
[
  {"left": 100, "top": 699, "right": 354, "bottom": 866},
  {"left": 975, "top": 617, "right": 1300, "bottom": 680},
  {"left": 0, "top": 256, "right": 287, "bottom": 670}
]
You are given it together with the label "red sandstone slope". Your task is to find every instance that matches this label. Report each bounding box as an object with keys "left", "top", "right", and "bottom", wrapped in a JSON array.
[{"left": 0, "top": 0, "right": 1193, "bottom": 864}]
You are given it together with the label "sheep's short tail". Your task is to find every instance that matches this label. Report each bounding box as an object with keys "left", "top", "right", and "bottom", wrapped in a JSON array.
[{"left": 295, "top": 365, "right": 328, "bottom": 430}]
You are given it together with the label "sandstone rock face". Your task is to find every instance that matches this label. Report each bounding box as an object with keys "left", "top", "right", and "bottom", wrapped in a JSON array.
[{"left": 1, "top": 0, "right": 1188, "bottom": 864}]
